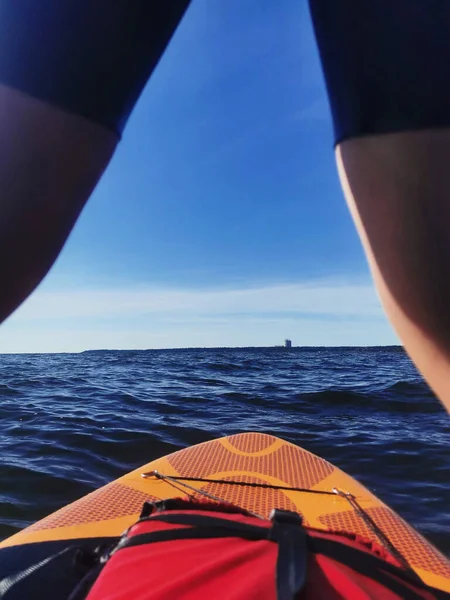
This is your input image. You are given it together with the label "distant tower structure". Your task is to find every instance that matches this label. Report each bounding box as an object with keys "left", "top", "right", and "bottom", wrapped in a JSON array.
[{"left": 284, "top": 339, "right": 292, "bottom": 349}]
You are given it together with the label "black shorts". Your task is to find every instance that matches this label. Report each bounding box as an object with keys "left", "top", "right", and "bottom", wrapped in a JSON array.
[{"left": 1, "top": 0, "right": 449, "bottom": 144}]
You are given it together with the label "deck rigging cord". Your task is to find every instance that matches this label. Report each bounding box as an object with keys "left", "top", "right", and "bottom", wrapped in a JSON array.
[{"left": 142, "top": 470, "right": 419, "bottom": 578}]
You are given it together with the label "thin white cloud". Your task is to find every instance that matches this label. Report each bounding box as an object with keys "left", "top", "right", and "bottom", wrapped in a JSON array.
[
  {"left": 0, "top": 279, "right": 398, "bottom": 353},
  {"left": 11, "top": 280, "right": 383, "bottom": 321},
  {"left": 0, "top": 316, "right": 398, "bottom": 354}
]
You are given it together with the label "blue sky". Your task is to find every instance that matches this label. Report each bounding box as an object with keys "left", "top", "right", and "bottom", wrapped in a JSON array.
[{"left": 1, "top": 0, "right": 399, "bottom": 352}]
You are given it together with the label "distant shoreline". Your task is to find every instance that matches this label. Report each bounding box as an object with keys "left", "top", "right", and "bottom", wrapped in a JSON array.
[
  {"left": 81, "top": 345, "right": 403, "bottom": 353},
  {"left": 0, "top": 345, "right": 404, "bottom": 356}
]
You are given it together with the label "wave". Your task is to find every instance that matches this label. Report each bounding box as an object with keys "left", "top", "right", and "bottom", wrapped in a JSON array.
[
  {"left": 382, "top": 380, "right": 431, "bottom": 396},
  {"left": 0, "top": 383, "right": 20, "bottom": 396},
  {"left": 205, "top": 362, "right": 245, "bottom": 372},
  {"left": 292, "top": 388, "right": 443, "bottom": 414}
]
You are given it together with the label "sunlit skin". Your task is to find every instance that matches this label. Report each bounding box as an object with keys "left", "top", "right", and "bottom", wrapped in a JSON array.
[
  {"left": 0, "top": 84, "right": 449, "bottom": 413},
  {"left": 0, "top": 85, "right": 117, "bottom": 323},
  {"left": 337, "top": 131, "right": 450, "bottom": 413}
]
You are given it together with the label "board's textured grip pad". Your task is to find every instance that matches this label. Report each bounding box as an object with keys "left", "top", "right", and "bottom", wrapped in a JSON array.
[
  {"left": 168, "top": 433, "right": 334, "bottom": 489},
  {"left": 195, "top": 474, "right": 301, "bottom": 519},
  {"left": 25, "top": 483, "right": 155, "bottom": 531}
]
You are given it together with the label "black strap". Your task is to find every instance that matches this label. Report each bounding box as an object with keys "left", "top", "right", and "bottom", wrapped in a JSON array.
[
  {"left": 150, "top": 510, "right": 307, "bottom": 600},
  {"left": 116, "top": 510, "right": 308, "bottom": 600},
  {"left": 270, "top": 511, "right": 307, "bottom": 600},
  {"left": 114, "top": 526, "right": 266, "bottom": 552},
  {"left": 148, "top": 513, "right": 270, "bottom": 536}
]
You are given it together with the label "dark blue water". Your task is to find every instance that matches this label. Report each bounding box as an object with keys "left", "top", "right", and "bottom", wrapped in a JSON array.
[{"left": 1, "top": 347, "right": 449, "bottom": 554}]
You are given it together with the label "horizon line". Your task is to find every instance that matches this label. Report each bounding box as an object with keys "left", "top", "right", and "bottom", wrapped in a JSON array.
[{"left": 0, "top": 344, "right": 404, "bottom": 356}]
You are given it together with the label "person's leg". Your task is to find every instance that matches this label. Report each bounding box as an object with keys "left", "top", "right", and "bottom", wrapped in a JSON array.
[
  {"left": 0, "top": 85, "right": 117, "bottom": 323},
  {"left": 0, "top": 1, "right": 190, "bottom": 322},
  {"left": 337, "top": 131, "right": 450, "bottom": 411},
  {"left": 310, "top": 0, "right": 450, "bottom": 410}
]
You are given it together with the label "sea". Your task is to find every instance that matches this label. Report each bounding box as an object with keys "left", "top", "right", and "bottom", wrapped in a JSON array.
[{"left": 0, "top": 346, "right": 449, "bottom": 555}]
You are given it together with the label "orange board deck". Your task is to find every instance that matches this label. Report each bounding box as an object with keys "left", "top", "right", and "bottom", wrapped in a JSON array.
[{"left": 1, "top": 432, "right": 449, "bottom": 593}]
